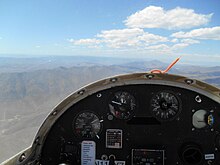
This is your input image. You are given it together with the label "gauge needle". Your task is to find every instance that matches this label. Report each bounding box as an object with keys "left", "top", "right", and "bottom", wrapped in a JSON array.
[
  {"left": 112, "top": 101, "right": 122, "bottom": 105},
  {"left": 91, "top": 119, "right": 99, "bottom": 124}
]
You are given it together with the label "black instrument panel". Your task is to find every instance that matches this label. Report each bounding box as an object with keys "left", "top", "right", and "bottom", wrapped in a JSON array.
[{"left": 40, "top": 84, "right": 220, "bottom": 165}]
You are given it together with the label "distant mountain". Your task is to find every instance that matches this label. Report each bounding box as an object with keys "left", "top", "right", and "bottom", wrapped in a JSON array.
[
  {"left": 204, "top": 77, "right": 220, "bottom": 87},
  {"left": 120, "top": 60, "right": 167, "bottom": 71},
  {"left": 0, "top": 56, "right": 141, "bottom": 73},
  {"left": 0, "top": 65, "right": 136, "bottom": 101}
]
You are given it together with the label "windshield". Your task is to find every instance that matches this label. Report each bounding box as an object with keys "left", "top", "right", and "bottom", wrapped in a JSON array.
[{"left": 0, "top": 0, "right": 220, "bottom": 163}]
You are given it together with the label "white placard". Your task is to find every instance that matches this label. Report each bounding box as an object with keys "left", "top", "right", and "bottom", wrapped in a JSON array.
[
  {"left": 205, "top": 154, "right": 215, "bottom": 160},
  {"left": 81, "top": 141, "right": 96, "bottom": 165},
  {"left": 106, "top": 129, "right": 123, "bottom": 149}
]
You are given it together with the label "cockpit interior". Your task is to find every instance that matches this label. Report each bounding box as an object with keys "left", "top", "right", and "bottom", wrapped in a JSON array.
[{"left": 2, "top": 72, "right": 220, "bottom": 165}]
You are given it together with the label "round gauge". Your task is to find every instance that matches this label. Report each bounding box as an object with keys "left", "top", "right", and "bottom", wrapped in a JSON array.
[
  {"left": 192, "top": 110, "right": 214, "bottom": 129},
  {"left": 151, "top": 91, "right": 180, "bottom": 121},
  {"left": 109, "top": 91, "right": 136, "bottom": 119},
  {"left": 73, "top": 112, "right": 102, "bottom": 138}
]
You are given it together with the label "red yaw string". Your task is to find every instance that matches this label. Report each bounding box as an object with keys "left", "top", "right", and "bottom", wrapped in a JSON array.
[{"left": 150, "top": 57, "right": 181, "bottom": 74}]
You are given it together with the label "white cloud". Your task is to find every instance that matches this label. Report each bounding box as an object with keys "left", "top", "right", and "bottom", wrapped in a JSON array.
[
  {"left": 71, "top": 28, "right": 168, "bottom": 49},
  {"left": 124, "top": 6, "right": 212, "bottom": 30},
  {"left": 171, "top": 38, "right": 179, "bottom": 43},
  {"left": 146, "top": 43, "right": 188, "bottom": 53},
  {"left": 171, "top": 39, "right": 199, "bottom": 50},
  {"left": 69, "top": 6, "right": 217, "bottom": 55},
  {"left": 97, "top": 28, "right": 144, "bottom": 39},
  {"left": 97, "top": 28, "right": 143, "bottom": 48},
  {"left": 147, "top": 44, "right": 170, "bottom": 50},
  {"left": 145, "top": 38, "right": 199, "bottom": 53},
  {"left": 171, "top": 26, "right": 220, "bottom": 40},
  {"left": 144, "top": 44, "right": 172, "bottom": 55},
  {"left": 180, "top": 39, "right": 200, "bottom": 44},
  {"left": 70, "top": 38, "right": 102, "bottom": 45},
  {"left": 138, "top": 32, "right": 168, "bottom": 44},
  {"left": 172, "top": 43, "right": 189, "bottom": 50}
]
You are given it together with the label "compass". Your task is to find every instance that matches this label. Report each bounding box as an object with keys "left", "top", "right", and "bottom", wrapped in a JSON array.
[{"left": 151, "top": 91, "right": 181, "bottom": 121}]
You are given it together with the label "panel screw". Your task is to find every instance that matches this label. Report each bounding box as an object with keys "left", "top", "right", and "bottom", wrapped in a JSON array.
[
  {"left": 101, "top": 154, "right": 108, "bottom": 160},
  {"left": 110, "top": 78, "right": 117, "bottom": 83},
  {"left": 107, "top": 114, "right": 113, "bottom": 120},
  {"left": 145, "top": 74, "right": 154, "bottom": 79},
  {"left": 195, "top": 95, "right": 202, "bottom": 103},
  {"left": 185, "top": 79, "right": 193, "bottom": 85},
  {"left": 34, "top": 136, "right": 40, "bottom": 144},
  {"left": 19, "top": 153, "right": 26, "bottom": 162},
  {"left": 78, "top": 89, "right": 85, "bottom": 95},
  {"left": 52, "top": 111, "right": 57, "bottom": 116},
  {"left": 97, "top": 93, "right": 102, "bottom": 98}
]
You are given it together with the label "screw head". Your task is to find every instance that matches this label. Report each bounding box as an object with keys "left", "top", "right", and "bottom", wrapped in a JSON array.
[
  {"left": 145, "top": 74, "right": 154, "bottom": 79},
  {"left": 110, "top": 78, "right": 117, "bottom": 82},
  {"left": 78, "top": 89, "right": 85, "bottom": 95},
  {"left": 185, "top": 79, "right": 193, "bottom": 85},
  {"left": 97, "top": 93, "right": 102, "bottom": 98}
]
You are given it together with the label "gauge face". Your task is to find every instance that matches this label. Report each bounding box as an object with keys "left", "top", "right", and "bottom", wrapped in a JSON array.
[
  {"left": 151, "top": 91, "right": 180, "bottom": 121},
  {"left": 73, "top": 112, "right": 101, "bottom": 138},
  {"left": 192, "top": 110, "right": 214, "bottom": 129},
  {"left": 109, "top": 91, "right": 136, "bottom": 119}
]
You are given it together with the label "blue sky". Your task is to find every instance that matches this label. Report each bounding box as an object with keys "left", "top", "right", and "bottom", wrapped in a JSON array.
[{"left": 0, "top": 0, "right": 220, "bottom": 65}]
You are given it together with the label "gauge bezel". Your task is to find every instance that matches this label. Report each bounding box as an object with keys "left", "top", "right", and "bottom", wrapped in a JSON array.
[
  {"left": 108, "top": 90, "right": 137, "bottom": 120},
  {"left": 72, "top": 111, "right": 103, "bottom": 139},
  {"left": 150, "top": 90, "right": 182, "bottom": 121}
]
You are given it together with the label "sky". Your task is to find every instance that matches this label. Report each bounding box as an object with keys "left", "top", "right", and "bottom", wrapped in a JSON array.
[{"left": 0, "top": 0, "right": 220, "bottom": 65}]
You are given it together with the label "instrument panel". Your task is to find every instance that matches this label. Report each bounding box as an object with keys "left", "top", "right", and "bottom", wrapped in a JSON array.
[{"left": 40, "top": 84, "right": 220, "bottom": 165}]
